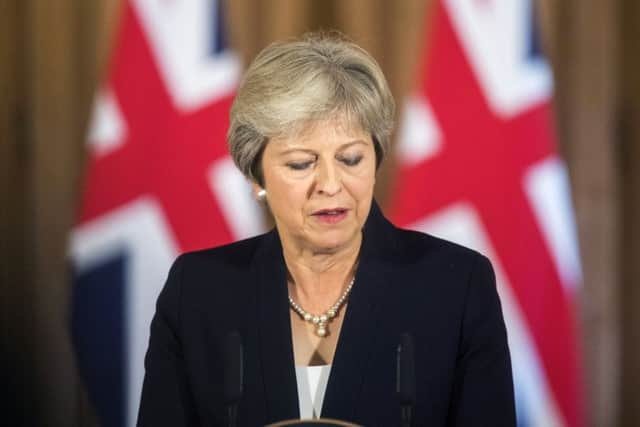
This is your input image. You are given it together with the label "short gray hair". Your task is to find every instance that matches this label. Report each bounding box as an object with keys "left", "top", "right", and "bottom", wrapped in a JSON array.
[{"left": 227, "top": 32, "right": 395, "bottom": 185}]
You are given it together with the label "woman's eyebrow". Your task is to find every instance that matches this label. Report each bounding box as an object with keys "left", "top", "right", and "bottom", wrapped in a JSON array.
[
  {"left": 277, "top": 139, "right": 368, "bottom": 155},
  {"left": 337, "top": 140, "right": 369, "bottom": 150},
  {"left": 278, "top": 148, "right": 316, "bottom": 156}
]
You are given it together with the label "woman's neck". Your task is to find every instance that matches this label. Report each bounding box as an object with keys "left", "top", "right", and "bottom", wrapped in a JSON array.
[{"left": 282, "top": 234, "right": 361, "bottom": 314}]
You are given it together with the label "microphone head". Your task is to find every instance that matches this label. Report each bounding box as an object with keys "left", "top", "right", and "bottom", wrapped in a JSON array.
[
  {"left": 396, "top": 333, "right": 416, "bottom": 405},
  {"left": 223, "top": 331, "right": 243, "bottom": 403}
]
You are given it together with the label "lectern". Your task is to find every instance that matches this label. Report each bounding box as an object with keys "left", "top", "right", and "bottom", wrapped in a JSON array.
[{"left": 265, "top": 419, "right": 361, "bottom": 426}]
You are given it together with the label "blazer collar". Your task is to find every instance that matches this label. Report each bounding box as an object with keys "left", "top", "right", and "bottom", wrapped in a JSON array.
[{"left": 252, "top": 200, "right": 398, "bottom": 423}]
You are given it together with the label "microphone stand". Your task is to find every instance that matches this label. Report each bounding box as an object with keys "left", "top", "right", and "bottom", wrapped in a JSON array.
[
  {"left": 397, "top": 333, "right": 416, "bottom": 427},
  {"left": 400, "top": 405, "right": 413, "bottom": 427},
  {"left": 227, "top": 405, "right": 238, "bottom": 427},
  {"left": 223, "top": 331, "right": 243, "bottom": 427}
]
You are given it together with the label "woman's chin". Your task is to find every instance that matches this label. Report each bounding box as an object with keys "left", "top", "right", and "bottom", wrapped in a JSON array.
[{"left": 306, "top": 231, "right": 361, "bottom": 254}]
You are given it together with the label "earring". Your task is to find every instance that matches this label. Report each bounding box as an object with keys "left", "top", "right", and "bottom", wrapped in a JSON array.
[{"left": 257, "top": 189, "right": 267, "bottom": 201}]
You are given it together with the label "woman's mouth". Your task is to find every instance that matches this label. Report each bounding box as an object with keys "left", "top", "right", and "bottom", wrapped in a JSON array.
[{"left": 312, "top": 208, "right": 349, "bottom": 224}]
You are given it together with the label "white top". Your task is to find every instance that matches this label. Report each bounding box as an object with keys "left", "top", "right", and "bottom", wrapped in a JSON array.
[{"left": 295, "top": 364, "right": 332, "bottom": 419}]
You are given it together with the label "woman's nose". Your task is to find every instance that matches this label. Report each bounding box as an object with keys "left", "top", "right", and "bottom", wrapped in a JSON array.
[{"left": 315, "top": 160, "right": 341, "bottom": 196}]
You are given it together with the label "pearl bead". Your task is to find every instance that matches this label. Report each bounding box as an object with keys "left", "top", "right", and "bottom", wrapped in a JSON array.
[
  {"left": 316, "top": 327, "right": 327, "bottom": 337},
  {"left": 312, "top": 316, "right": 320, "bottom": 324},
  {"left": 304, "top": 313, "right": 312, "bottom": 321},
  {"left": 327, "top": 309, "right": 336, "bottom": 318}
]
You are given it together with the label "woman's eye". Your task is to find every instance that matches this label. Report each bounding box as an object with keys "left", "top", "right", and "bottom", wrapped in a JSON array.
[
  {"left": 340, "top": 155, "right": 363, "bottom": 166},
  {"left": 286, "top": 161, "right": 314, "bottom": 170}
]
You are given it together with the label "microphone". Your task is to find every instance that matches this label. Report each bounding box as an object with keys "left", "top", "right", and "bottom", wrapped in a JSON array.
[
  {"left": 396, "top": 333, "right": 416, "bottom": 427},
  {"left": 223, "top": 331, "right": 243, "bottom": 427}
]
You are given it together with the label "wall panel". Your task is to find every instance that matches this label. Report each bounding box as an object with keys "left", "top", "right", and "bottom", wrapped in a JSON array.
[
  {"left": 619, "top": 1, "right": 640, "bottom": 425},
  {"left": 551, "top": 0, "right": 621, "bottom": 424}
]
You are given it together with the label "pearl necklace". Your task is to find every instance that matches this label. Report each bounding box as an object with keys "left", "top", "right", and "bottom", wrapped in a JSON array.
[{"left": 288, "top": 277, "right": 355, "bottom": 337}]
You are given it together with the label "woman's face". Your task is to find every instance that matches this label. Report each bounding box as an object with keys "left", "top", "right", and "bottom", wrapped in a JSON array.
[{"left": 255, "top": 117, "right": 376, "bottom": 254}]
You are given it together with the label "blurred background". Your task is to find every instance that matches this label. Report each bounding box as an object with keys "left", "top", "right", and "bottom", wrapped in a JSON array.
[{"left": 1, "top": 0, "right": 638, "bottom": 426}]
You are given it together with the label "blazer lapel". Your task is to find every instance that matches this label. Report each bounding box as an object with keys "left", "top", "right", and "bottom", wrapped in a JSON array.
[
  {"left": 321, "top": 202, "right": 398, "bottom": 421},
  {"left": 254, "top": 230, "right": 300, "bottom": 422}
]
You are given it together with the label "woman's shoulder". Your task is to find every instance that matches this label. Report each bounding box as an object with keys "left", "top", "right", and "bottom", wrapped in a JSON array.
[
  {"left": 367, "top": 203, "right": 487, "bottom": 268},
  {"left": 180, "top": 232, "right": 267, "bottom": 266},
  {"left": 168, "top": 231, "right": 273, "bottom": 288},
  {"left": 390, "top": 224, "right": 489, "bottom": 268},
  {"left": 156, "top": 232, "right": 275, "bottom": 314},
  {"left": 387, "top": 226, "right": 499, "bottom": 320}
]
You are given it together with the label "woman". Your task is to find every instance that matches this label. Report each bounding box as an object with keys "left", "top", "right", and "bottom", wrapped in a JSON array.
[{"left": 138, "top": 33, "right": 515, "bottom": 426}]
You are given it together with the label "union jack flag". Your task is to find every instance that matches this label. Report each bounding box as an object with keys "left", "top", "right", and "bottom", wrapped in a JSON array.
[
  {"left": 70, "top": 2, "right": 262, "bottom": 426},
  {"left": 389, "top": 1, "right": 584, "bottom": 425}
]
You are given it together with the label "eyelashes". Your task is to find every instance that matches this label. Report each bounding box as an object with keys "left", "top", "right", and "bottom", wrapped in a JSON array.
[
  {"left": 286, "top": 155, "right": 363, "bottom": 170},
  {"left": 287, "top": 161, "right": 314, "bottom": 170},
  {"left": 340, "top": 155, "right": 363, "bottom": 166}
]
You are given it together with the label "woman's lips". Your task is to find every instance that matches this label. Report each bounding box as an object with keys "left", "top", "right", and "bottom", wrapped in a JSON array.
[{"left": 311, "top": 208, "right": 348, "bottom": 224}]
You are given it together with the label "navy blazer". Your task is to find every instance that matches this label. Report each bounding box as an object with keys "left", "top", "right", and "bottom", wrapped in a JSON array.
[{"left": 138, "top": 202, "right": 516, "bottom": 426}]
